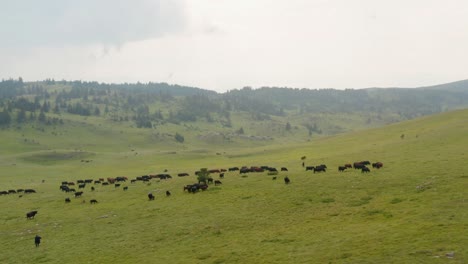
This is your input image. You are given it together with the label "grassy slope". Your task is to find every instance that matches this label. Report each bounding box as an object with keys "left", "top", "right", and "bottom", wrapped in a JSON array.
[{"left": 0, "top": 109, "right": 467, "bottom": 263}]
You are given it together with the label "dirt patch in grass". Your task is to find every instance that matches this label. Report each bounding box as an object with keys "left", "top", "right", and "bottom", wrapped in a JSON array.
[{"left": 21, "top": 151, "right": 95, "bottom": 165}]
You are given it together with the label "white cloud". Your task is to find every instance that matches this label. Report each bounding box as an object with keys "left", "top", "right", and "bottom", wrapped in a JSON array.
[{"left": 1, "top": 0, "right": 467, "bottom": 91}]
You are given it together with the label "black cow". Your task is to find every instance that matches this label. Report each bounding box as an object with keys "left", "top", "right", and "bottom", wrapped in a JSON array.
[
  {"left": 284, "top": 176, "right": 291, "bottom": 184},
  {"left": 115, "top": 184, "right": 121, "bottom": 188},
  {"left": 166, "top": 190, "right": 171, "bottom": 197},
  {"left": 219, "top": 173, "right": 225, "bottom": 179},
  {"left": 61, "top": 181, "right": 68, "bottom": 185},
  {"left": 281, "top": 167, "right": 288, "bottom": 171},
  {"left": 214, "top": 180, "right": 222, "bottom": 186},
  {"left": 60, "top": 185, "right": 69, "bottom": 192},
  {"left": 65, "top": 198, "right": 71, "bottom": 203},
  {"left": 74, "top": 191, "right": 83, "bottom": 197},
  {"left": 361, "top": 167, "right": 371, "bottom": 173},
  {"left": 123, "top": 186, "right": 128, "bottom": 191},
  {"left": 314, "top": 165, "right": 326, "bottom": 173},
  {"left": 177, "top": 173, "right": 189, "bottom": 177},
  {"left": 94, "top": 180, "right": 101, "bottom": 184},
  {"left": 102, "top": 182, "right": 109, "bottom": 186},
  {"left": 85, "top": 179, "right": 93, "bottom": 183},
  {"left": 24, "top": 189, "right": 36, "bottom": 194},
  {"left": 338, "top": 166, "right": 347, "bottom": 172},
  {"left": 0, "top": 191, "right": 8, "bottom": 195},
  {"left": 17, "top": 189, "right": 24, "bottom": 193},
  {"left": 91, "top": 186, "right": 95, "bottom": 191},
  {"left": 305, "top": 166, "right": 315, "bottom": 171},
  {"left": 228, "top": 167, "right": 239, "bottom": 171},
  {"left": 148, "top": 193, "right": 155, "bottom": 200},
  {"left": 353, "top": 162, "right": 366, "bottom": 169},
  {"left": 372, "top": 162, "right": 383, "bottom": 169},
  {"left": 26, "top": 211, "right": 38, "bottom": 219},
  {"left": 207, "top": 178, "right": 214, "bottom": 184},
  {"left": 90, "top": 199, "right": 98, "bottom": 204},
  {"left": 68, "top": 188, "right": 76, "bottom": 192},
  {"left": 78, "top": 184, "right": 86, "bottom": 189},
  {"left": 268, "top": 167, "right": 278, "bottom": 172},
  {"left": 344, "top": 164, "right": 352, "bottom": 169}
]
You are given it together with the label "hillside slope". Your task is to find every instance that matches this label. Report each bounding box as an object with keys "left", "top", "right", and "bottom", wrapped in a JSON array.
[{"left": 0, "top": 108, "right": 467, "bottom": 263}]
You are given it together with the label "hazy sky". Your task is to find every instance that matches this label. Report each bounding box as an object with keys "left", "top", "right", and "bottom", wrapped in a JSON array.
[{"left": 1, "top": 0, "right": 467, "bottom": 92}]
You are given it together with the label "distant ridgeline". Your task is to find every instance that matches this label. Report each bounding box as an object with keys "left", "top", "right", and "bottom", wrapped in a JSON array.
[{"left": 0, "top": 78, "right": 467, "bottom": 132}]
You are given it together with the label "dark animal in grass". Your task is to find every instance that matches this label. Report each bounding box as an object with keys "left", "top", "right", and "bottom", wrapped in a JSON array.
[
  {"left": 314, "top": 165, "right": 326, "bottom": 173},
  {"left": 214, "top": 180, "right": 222, "bottom": 186},
  {"left": 361, "top": 167, "right": 371, "bottom": 173},
  {"left": 272, "top": 176, "right": 277, "bottom": 180},
  {"left": 35, "top": 235, "right": 41, "bottom": 247},
  {"left": 91, "top": 186, "right": 95, "bottom": 191},
  {"left": 78, "top": 184, "right": 86, "bottom": 189},
  {"left": 90, "top": 199, "right": 98, "bottom": 204},
  {"left": 338, "top": 166, "right": 347, "bottom": 172},
  {"left": 123, "top": 186, "right": 128, "bottom": 191},
  {"left": 353, "top": 162, "right": 366, "bottom": 169},
  {"left": 65, "top": 198, "right": 71, "bottom": 203},
  {"left": 372, "top": 162, "right": 383, "bottom": 169},
  {"left": 166, "top": 190, "right": 171, "bottom": 197},
  {"left": 148, "top": 193, "right": 155, "bottom": 200},
  {"left": 26, "top": 211, "right": 38, "bottom": 219},
  {"left": 115, "top": 184, "right": 121, "bottom": 188},
  {"left": 284, "top": 176, "right": 291, "bottom": 184},
  {"left": 305, "top": 166, "right": 314, "bottom": 171},
  {"left": 74, "top": 191, "right": 83, "bottom": 198},
  {"left": 24, "top": 189, "right": 36, "bottom": 194},
  {"left": 219, "top": 173, "right": 224, "bottom": 179},
  {"left": 281, "top": 167, "right": 288, "bottom": 171},
  {"left": 207, "top": 178, "right": 214, "bottom": 184}
]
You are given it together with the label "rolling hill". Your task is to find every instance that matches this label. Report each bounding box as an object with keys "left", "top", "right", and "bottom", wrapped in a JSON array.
[{"left": 0, "top": 108, "right": 466, "bottom": 263}]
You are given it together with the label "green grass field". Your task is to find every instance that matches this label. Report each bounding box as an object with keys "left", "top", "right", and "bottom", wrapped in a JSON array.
[{"left": 1, "top": 109, "right": 467, "bottom": 263}]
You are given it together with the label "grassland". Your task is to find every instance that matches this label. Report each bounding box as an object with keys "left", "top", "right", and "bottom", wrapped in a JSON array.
[{"left": 0, "top": 109, "right": 467, "bottom": 263}]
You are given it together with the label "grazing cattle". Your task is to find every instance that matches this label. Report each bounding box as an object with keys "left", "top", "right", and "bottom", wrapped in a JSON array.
[
  {"left": 102, "top": 182, "right": 109, "bottom": 186},
  {"left": 214, "top": 180, "right": 222, "bottom": 186},
  {"left": 60, "top": 185, "right": 70, "bottom": 192},
  {"left": 281, "top": 167, "right": 288, "bottom": 171},
  {"left": 361, "top": 167, "right": 371, "bottom": 173},
  {"left": 130, "top": 179, "right": 136, "bottom": 183},
  {"left": 166, "top": 190, "right": 171, "bottom": 197},
  {"left": 68, "top": 188, "right": 76, "bottom": 192},
  {"left": 90, "top": 199, "right": 98, "bottom": 204},
  {"left": 272, "top": 176, "right": 277, "bottom": 180},
  {"left": 24, "top": 189, "right": 36, "bottom": 194},
  {"left": 68, "top": 182, "right": 75, "bottom": 186},
  {"left": 123, "top": 186, "right": 128, "bottom": 191},
  {"left": 115, "top": 176, "right": 127, "bottom": 182},
  {"left": 17, "top": 189, "right": 24, "bottom": 193},
  {"left": 78, "top": 184, "right": 86, "bottom": 189},
  {"left": 94, "top": 180, "right": 101, "bottom": 184},
  {"left": 115, "top": 184, "right": 121, "bottom": 188},
  {"left": 0, "top": 191, "right": 8, "bottom": 195},
  {"left": 284, "top": 176, "right": 291, "bottom": 184},
  {"left": 85, "top": 179, "right": 93, "bottom": 183},
  {"left": 338, "top": 166, "right": 347, "bottom": 172},
  {"left": 344, "top": 164, "right": 352, "bottom": 169},
  {"left": 228, "top": 167, "right": 239, "bottom": 171},
  {"left": 26, "top": 211, "right": 38, "bottom": 219},
  {"left": 353, "top": 162, "right": 366, "bottom": 169},
  {"left": 268, "top": 167, "right": 278, "bottom": 172},
  {"left": 361, "top": 161, "right": 371, "bottom": 165},
  {"left": 239, "top": 168, "right": 250, "bottom": 174},
  {"left": 61, "top": 181, "right": 68, "bottom": 185},
  {"left": 177, "top": 173, "right": 189, "bottom": 177},
  {"left": 91, "top": 186, "right": 95, "bottom": 191},
  {"left": 314, "top": 165, "right": 327, "bottom": 173},
  {"left": 305, "top": 166, "right": 315, "bottom": 171},
  {"left": 65, "top": 198, "right": 71, "bottom": 203},
  {"left": 148, "top": 193, "right": 155, "bottom": 200},
  {"left": 372, "top": 162, "right": 383, "bottom": 169},
  {"left": 99, "top": 178, "right": 105, "bottom": 182},
  {"left": 219, "top": 173, "right": 224, "bottom": 179},
  {"left": 209, "top": 169, "right": 220, "bottom": 174},
  {"left": 74, "top": 191, "right": 83, "bottom": 198},
  {"left": 207, "top": 178, "right": 214, "bottom": 184}
]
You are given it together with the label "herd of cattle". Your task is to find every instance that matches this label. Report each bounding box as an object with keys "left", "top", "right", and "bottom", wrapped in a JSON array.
[{"left": 16, "top": 160, "right": 384, "bottom": 220}]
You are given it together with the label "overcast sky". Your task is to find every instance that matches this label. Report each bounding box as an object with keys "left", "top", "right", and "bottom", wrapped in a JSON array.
[{"left": 1, "top": 0, "right": 467, "bottom": 92}]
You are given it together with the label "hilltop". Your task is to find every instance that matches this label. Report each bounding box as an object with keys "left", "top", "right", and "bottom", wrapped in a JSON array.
[{"left": 0, "top": 78, "right": 467, "bottom": 155}]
